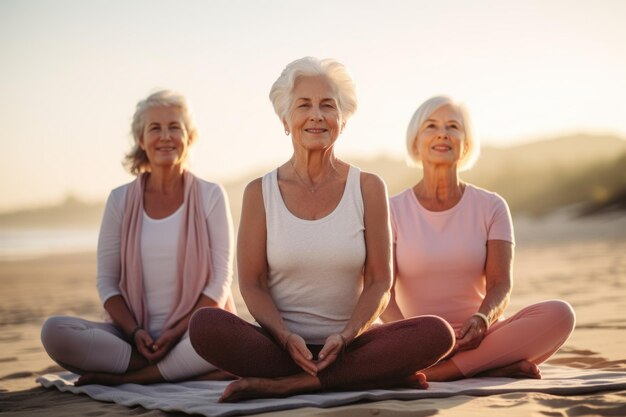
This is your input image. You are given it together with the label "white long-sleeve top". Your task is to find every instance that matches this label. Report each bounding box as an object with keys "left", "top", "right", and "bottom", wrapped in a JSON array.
[{"left": 96, "top": 178, "right": 234, "bottom": 334}]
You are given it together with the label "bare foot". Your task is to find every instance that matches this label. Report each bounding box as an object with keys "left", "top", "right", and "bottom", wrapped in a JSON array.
[
  {"left": 75, "top": 372, "right": 126, "bottom": 386},
  {"left": 220, "top": 374, "right": 321, "bottom": 403},
  {"left": 479, "top": 360, "right": 541, "bottom": 379},
  {"left": 405, "top": 372, "right": 429, "bottom": 389},
  {"left": 219, "top": 377, "right": 287, "bottom": 402}
]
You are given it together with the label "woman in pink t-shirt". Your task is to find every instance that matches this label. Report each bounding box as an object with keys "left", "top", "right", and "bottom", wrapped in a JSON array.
[{"left": 382, "top": 96, "right": 576, "bottom": 381}]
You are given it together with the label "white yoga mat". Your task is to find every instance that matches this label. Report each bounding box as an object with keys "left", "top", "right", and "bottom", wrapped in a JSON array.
[{"left": 37, "top": 365, "right": 626, "bottom": 417}]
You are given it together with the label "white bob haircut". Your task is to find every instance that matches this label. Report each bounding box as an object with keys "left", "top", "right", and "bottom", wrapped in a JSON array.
[
  {"left": 125, "top": 90, "right": 198, "bottom": 175},
  {"left": 269, "top": 56, "right": 358, "bottom": 124},
  {"left": 405, "top": 95, "right": 480, "bottom": 172}
]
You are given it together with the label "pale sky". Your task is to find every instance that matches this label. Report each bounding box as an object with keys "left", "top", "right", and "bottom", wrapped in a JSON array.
[{"left": 1, "top": 0, "right": 625, "bottom": 211}]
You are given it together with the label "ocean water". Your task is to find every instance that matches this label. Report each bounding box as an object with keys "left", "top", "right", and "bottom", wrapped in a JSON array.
[{"left": 0, "top": 229, "right": 99, "bottom": 259}]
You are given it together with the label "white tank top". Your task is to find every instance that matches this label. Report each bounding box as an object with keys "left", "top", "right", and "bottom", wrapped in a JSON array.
[{"left": 262, "top": 165, "right": 366, "bottom": 344}]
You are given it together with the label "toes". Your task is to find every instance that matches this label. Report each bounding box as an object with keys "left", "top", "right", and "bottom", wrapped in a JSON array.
[
  {"left": 219, "top": 380, "right": 249, "bottom": 402},
  {"left": 75, "top": 374, "right": 93, "bottom": 386},
  {"left": 407, "top": 372, "right": 429, "bottom": 389},
  {"left": 415, "top": 372, "right": 429, "bottom": 389}
]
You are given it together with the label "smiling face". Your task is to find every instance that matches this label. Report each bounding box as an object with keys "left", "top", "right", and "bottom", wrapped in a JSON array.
[
  {"left": 140, "top": 106, "right": 189, "bottom": 170},
  {"left": 413, "top": 104, "right": 466, "bottom": 168},
  {"left": 284, "top": 75, "right": 345, "bottom": 151}
]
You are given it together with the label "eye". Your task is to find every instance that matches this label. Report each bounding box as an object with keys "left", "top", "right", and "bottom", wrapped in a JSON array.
[
  {"left": 297, "top": 103, "right": 310, "bottom": 108},
  {"left": 449, "top": 123, "right": 460, "bottom": 129},
  {"left": 322, "top": 103, "right": 336, "bottom": 109},
  {"left": 149, "top": 125, "right": 160, "bottom": 131}
]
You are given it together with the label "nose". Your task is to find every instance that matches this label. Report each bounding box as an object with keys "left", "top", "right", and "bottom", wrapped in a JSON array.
[
  {"left": 437, "top": 126, "right": 449, "bottom": 139},
  {"left": 308, "top": 105, "right": 323, "bottom": 121},
  {"left": 159, "top": 128, "right": 171, "bottom": 140}
]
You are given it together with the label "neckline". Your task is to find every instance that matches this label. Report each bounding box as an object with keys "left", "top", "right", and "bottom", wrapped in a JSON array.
[
  {"left": 143, "top": 203, "right": 184, "bottom": 222},
  {"left": 409, "top": 184, "right": 470, "bottom": 216},
  {"left": 273, "top": 165, "right": 354, "bottom": 224}
]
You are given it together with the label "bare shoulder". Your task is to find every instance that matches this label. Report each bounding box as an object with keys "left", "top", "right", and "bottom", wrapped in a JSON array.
[
  {"left": 240, "top": 177, "right": 265, "bottom": 217},
  {"left": 359, "top": 171, "right": 388, "bottom": 199},
  {"left": 243, "top": 177, "right": 263, "bottom": 200}
]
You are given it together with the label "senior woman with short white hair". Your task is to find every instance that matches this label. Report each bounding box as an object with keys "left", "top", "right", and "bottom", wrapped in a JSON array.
[
  {"left": 383, "top": 95, "right": 576, "bottom": 381},
  {"left": 189, "top": 57, "right": 455, "bottom": 401}
]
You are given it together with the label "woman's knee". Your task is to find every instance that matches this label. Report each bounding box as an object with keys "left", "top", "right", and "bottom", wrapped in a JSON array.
[
  {"left": 407, "top": 315, "right": 455, "bottom": 355},
  {"left": 188, "top": 308, "right": 235, "bottom": 354},
  {"left": 426, "top": 315, "right": 456, "bottom": 353},
  {"left": 41, "top": 316, "right": 81, "bottom": 362},
  {"left": 543, "top": 299, "right": 576, "bottom": 334}
]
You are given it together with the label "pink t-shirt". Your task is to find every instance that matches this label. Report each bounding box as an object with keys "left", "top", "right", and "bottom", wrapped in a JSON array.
[{"left": 390, "top": 184, "right": 514, "bottom": 330}]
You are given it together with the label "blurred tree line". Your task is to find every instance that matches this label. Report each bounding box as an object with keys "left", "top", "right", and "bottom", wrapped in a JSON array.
[{"left": 1, "top": 134, "right": 625, "bottom": 229}]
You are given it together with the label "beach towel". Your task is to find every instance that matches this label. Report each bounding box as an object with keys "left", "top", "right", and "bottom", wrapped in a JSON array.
[{"left": 37, "top": 365, "right": 626, "bottom": 417}]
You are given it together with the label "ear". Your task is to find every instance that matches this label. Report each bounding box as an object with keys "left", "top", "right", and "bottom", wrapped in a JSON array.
[{"left": 341, "top": 122, "right": 346, "bottom": 134}]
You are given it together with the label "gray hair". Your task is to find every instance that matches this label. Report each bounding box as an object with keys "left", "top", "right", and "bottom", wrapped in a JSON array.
[
  {"left": 124, "top": 90, "right": 198, "bottom": 175},
  {"left": 269, "top": 57, "right": 357, "bottom": 125},
  {"left": 405, "top": 95, "right": 480, "bottom": 172}
]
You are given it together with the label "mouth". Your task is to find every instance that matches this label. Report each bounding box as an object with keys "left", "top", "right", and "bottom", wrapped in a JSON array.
[
  {"left": 432, "top": 145, "right": 452, "bottom": 151},
  {"left": 156, "top": 147, "right": 176, "bottom": 152},
  {"left": 304, "top": 128, "right": 328, "bottom": 134}
]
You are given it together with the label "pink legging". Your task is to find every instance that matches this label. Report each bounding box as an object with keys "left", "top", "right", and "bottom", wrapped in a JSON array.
[
  {"left": 189, "top": 308, "right": 455, "bottom": 389},
  {"left": 451, "top": 300, "right": 576, "bottom": 376}
]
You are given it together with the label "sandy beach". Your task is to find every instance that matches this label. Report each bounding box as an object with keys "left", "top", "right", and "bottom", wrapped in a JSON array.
[{"left": 1, "top": 213, "right": 625, "bottom": 416}]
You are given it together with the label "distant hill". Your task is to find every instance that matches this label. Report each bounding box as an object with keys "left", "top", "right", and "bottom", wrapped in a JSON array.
[
  {"left": 1, "top": 134, "right": 625, "bottom": 229},
  {"left": 0, "top": 195, "right": 105, "bottom": 229},
  {"left": 349, "top": 134, "right": 626, "bottom": 216}
]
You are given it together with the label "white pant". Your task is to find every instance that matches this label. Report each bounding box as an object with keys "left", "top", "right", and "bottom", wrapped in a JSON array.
[{"left": 41, "top": 316, "right": 217, "bottom": 381}]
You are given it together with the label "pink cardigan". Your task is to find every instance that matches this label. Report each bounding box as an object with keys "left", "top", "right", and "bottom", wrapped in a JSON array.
[{"left": 118, "top": 171, "right": 236, "bottom": 331}]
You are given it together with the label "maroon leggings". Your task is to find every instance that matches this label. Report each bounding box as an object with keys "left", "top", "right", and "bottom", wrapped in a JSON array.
[{"left": 189, "top": 308, "right": 454, "bottom": 390}]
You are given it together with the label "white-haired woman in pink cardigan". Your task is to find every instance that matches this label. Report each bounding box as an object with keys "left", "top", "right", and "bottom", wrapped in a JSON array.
[{"left": 41, "top": 90, "right": 236, "bottom": 385}]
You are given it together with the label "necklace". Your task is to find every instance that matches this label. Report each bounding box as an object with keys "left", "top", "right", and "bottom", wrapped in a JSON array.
[{"left": 290, "top": 159, "right": 318, "bottom": 193}]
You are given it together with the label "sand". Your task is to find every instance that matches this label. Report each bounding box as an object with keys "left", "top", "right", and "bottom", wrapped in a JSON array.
[{"left": 1, "top": 213, "right": 625, "bottom": 416}]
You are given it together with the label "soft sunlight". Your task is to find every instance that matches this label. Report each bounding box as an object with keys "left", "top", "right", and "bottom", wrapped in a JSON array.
[{"left": 1, "top": 0, "right": 625, "bottom": 210}]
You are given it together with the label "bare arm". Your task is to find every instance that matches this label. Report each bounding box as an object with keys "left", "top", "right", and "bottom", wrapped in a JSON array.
[
  {"left": 317, "top": 173, "right": 393, "bottom": 370},
  {"left": 380, "top": 199, "right": 405, "bottom": 323},
  {"left": 103, "top": 295, "right": 157, "bottom": 360},
  {"left": 237, "top": 178, "right": 317, "bottom": 375},
  {"left": 103, "top": 294, "right": 142, "bottom": 339},
  {"left": 380, "top": 257, "right": 406, "bottom": 322},
  {"left": 341, "top": 173, "right": 393, "bottom": 339},
  {"left": 456, "top": 240, "right": 513, "bottom": 351},
  {"left": 479, "top": 240, "right": 513, "bottom": 322}
]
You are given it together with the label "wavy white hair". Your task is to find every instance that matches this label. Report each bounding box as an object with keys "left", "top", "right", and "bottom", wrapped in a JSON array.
[
  {"left": 405, "top": 95, "right": 480, "bottom": 172},
  {"left": 269, "top": 57, "right": 357, "bottom": 125}
]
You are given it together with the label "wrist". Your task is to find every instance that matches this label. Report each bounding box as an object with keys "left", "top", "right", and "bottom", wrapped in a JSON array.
[
  {"left": 282, "top": 332, "right": 294, "bottom": 350},
  {"left": 129, "top": 325, "right": 143, "bottom": 343},
  {"left": 339, "top": 329, "right": 355, "bottom": 346},
  {"left": 472, "top": 312, "right": 490, "bottom": 330}
]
